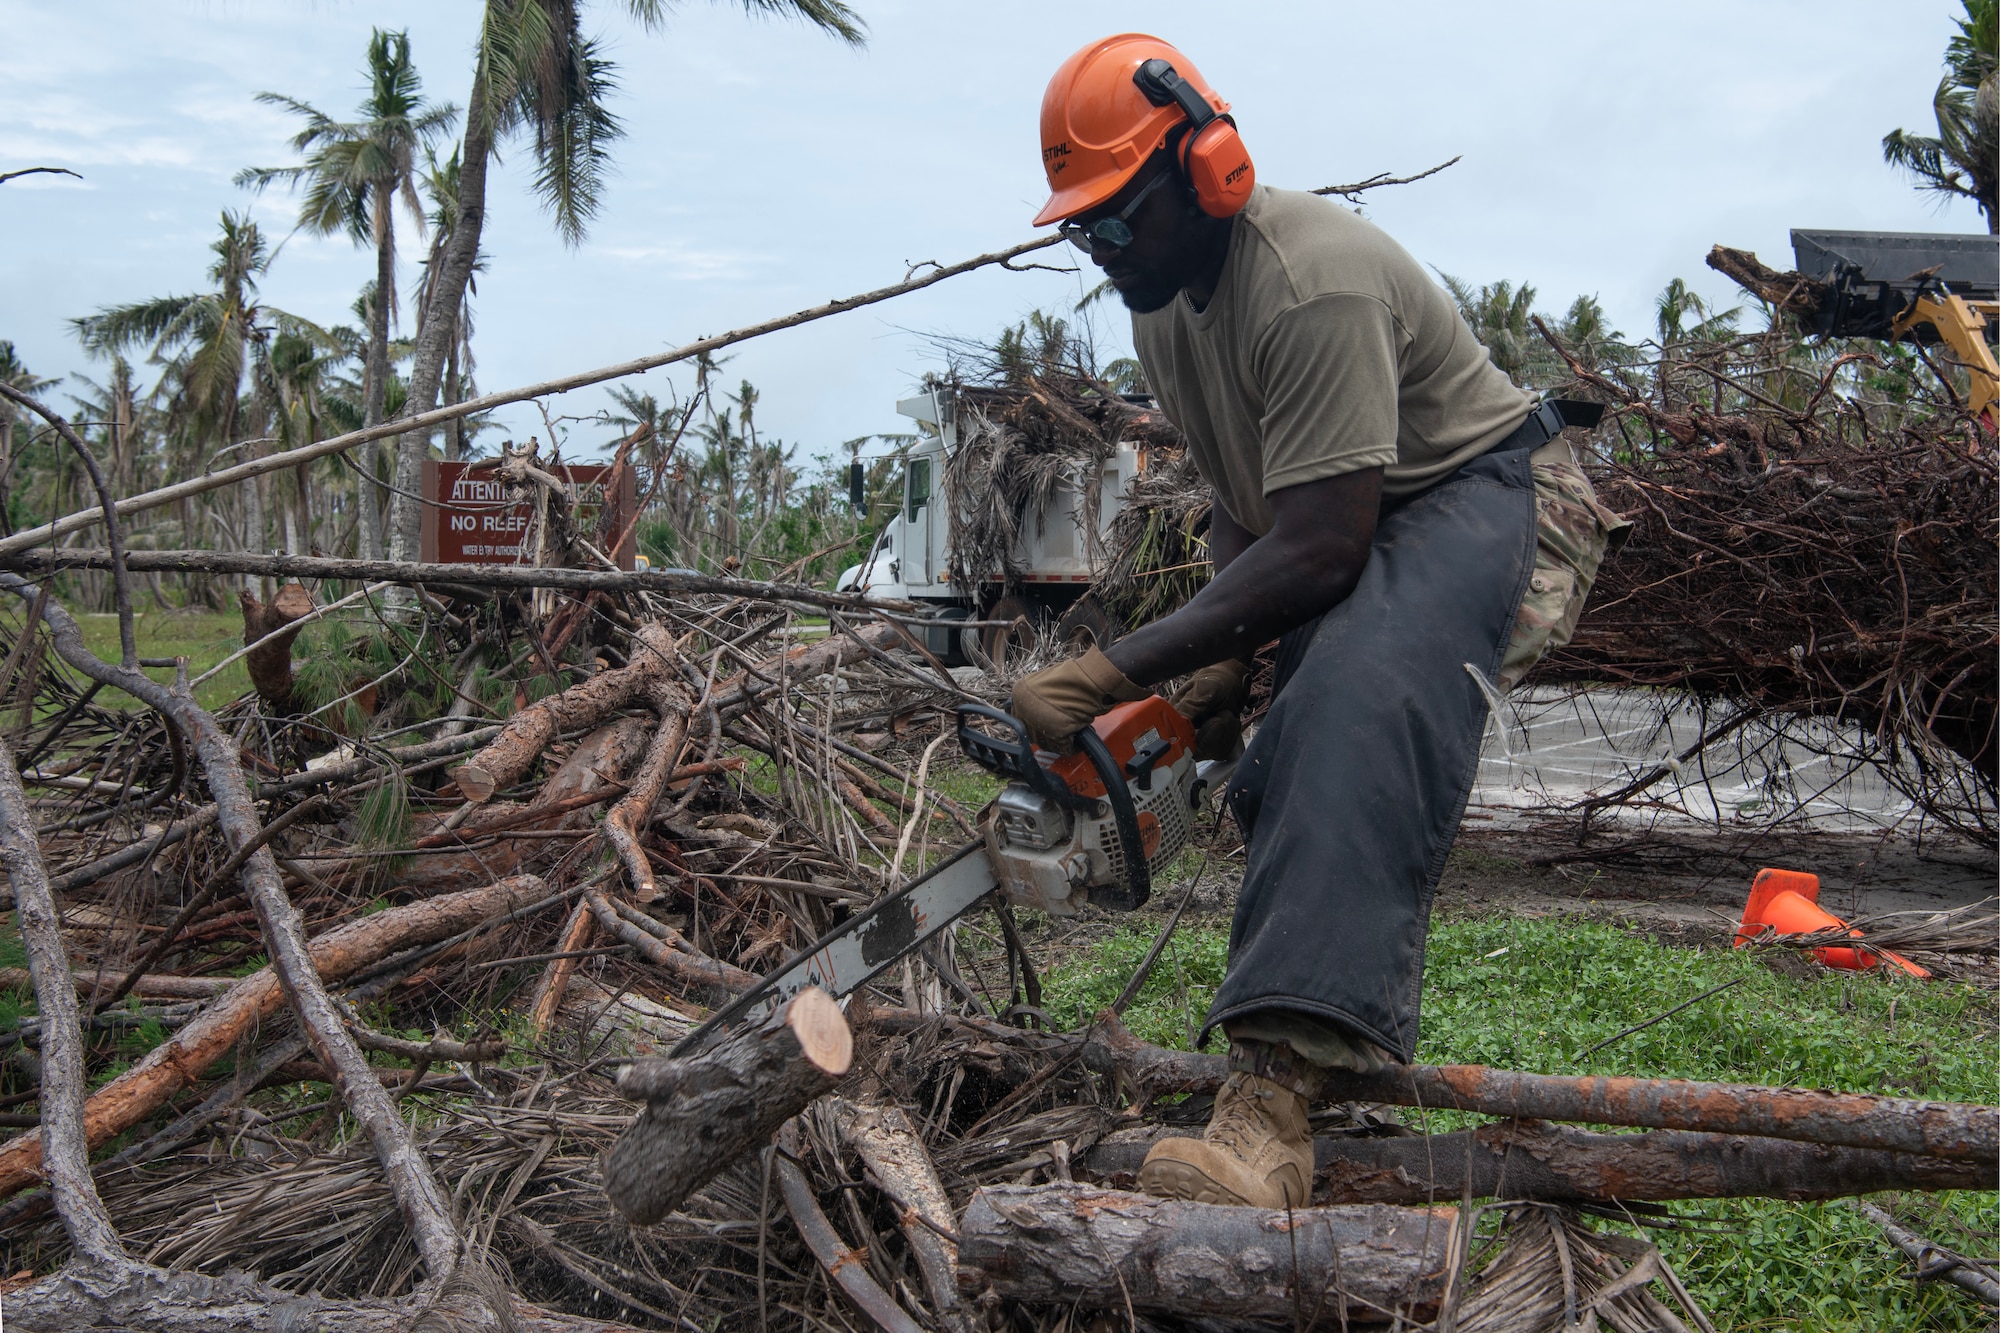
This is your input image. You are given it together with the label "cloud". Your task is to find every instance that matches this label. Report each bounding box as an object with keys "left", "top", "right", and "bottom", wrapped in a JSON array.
[{"left": 592, "top": 242, "right": 769, "bottom": 281}]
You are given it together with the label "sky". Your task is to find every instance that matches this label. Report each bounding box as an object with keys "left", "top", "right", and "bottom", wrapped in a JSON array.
[{"left": 0, "top": 0, "right": 1982, "bottom": 474}]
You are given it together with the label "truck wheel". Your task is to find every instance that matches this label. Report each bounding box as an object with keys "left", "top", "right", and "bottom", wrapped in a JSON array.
[
  {"left": 982, "top": 594, "right": 1039, "bottom": 671},
  {"left": 1055, "top": 595, "right": 1115, "bottom": 652}
]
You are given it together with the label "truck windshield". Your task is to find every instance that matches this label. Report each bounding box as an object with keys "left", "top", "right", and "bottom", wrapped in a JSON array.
[{"left": 905, "top": 458, "right": 930, "bottom": 522}]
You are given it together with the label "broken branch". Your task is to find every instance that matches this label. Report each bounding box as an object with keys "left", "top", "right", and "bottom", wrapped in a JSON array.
[{"left": 605, "top": 986, "right": 852, "bottom": 1225}]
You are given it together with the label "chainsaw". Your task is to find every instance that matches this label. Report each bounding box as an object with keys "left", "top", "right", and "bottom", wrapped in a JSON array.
[{"left": 670, "top": 695, "right": 1235, "bottom": 1056}]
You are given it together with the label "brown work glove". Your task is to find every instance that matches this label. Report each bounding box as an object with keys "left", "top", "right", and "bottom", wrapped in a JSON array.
[
  {"left": 1011, "top": 647, "right": 1150, "bottom": 754},
  {"left": 1170, "top": 659, "right": 1251, "bottom": 762}
]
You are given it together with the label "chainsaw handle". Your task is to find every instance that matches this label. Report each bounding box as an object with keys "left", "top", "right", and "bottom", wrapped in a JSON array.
[
  {"left": 955, "top": 703, "right": 1094, "bottom": 811},
  {"left": 1078, "top": 726, "right": 1151, "bottom": 912}
]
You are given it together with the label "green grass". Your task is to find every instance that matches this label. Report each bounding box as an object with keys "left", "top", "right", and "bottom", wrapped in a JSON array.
[
  {"left": 1043, "top": 913, "right": 1999, "bottom": 1330},
  {"left": 72, "top": 610, "right": 249, "bottom": 713}
]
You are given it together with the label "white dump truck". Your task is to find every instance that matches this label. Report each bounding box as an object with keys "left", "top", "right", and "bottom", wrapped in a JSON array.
[{"left": 836, "top": 387, "right": 1149, "bottom": 665}]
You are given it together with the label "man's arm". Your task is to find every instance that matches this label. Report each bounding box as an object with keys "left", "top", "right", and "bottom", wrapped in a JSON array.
[{"left": 1104, "top": 467, "right": 1382, "bottom": 687}]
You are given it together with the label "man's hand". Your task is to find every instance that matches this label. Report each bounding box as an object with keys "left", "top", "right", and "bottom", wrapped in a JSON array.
[
  {"left": 1170, "top": 659, "right": 1250, "bottom": 761},
  {"left": 1010, "top": 646, "right": 1150, "bottom": 754}
]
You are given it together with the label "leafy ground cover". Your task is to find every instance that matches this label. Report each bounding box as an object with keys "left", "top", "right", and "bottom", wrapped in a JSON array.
[{"left": 1043, "top": 910, "right": 1999, "bottom": 1331}]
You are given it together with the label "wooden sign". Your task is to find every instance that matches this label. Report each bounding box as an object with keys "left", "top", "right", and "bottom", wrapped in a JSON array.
[{"left": 420, "top": 460, "right": 638, "bottom": 569}]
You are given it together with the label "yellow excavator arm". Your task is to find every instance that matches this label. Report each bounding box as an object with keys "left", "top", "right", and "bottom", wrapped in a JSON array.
[{"left": 1893, "top": 293, "right": 2000, "bottom": 425}]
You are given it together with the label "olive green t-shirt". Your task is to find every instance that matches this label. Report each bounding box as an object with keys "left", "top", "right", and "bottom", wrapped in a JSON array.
[{"left": 1131, "top": 185, "right": 1533, "bottom": 534}]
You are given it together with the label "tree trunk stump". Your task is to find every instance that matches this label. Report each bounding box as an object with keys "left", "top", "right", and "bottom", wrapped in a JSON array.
[{"left": 238, "top": 582, "right": 313, "bottom": 709}]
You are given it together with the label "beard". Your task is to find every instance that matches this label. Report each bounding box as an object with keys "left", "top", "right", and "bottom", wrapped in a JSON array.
[
  {"left": 1109, "top": 238, "right": 1212, "bottom": 314},
  {"left": 1115, "top": 269, "right": 1186, "bottom": 314}
]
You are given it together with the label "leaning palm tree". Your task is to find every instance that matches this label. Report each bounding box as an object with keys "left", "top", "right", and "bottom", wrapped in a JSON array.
[
  {"left": 411, "top": 145, "right": 484, "bottom": 462},
  {"left": 388, "top": 0, "right": 868, "bottom": 568},
  {"left": 1883, "top": 0, "right": 1997, "bottom": 232},
  {"left": 238, "top": 29, "right": 458, "bottom": 557}
]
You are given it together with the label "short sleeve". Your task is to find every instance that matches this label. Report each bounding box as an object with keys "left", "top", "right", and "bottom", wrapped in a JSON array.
[{"left": 1253, "top": 292, "right": 1405, "bottom": 494}]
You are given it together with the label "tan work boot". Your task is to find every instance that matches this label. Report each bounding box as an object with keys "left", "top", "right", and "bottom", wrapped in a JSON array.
[{"left": 1137, "top": 1068, "right": 1315, "bottom": 1208}]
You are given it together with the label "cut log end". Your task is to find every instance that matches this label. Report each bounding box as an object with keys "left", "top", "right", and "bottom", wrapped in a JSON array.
[
  {"left": 451, "top": 763, "right": 499, "bottom": 804},
  {"left": 786, "top": 986, "right": 852, "bottom": 1077}
]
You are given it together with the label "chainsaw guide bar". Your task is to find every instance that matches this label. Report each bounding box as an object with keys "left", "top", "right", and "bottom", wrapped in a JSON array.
[{"left": 672, "top": 699, "right": 1233, "bottom": 1057}]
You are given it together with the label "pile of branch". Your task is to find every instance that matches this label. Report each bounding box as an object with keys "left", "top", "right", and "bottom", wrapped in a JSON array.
[
  {"left": 2, "top": 383, "right": 1996, "bottom": 1332},
  {"left": 1526, "top": 307, "right": 1997, "bottom": 841},
  {"left": 941, "top": 372, "right": 1182, "bottom": 593},
  {"left": 1093, "top": 444, "right": 1213, "bottom": 631}
]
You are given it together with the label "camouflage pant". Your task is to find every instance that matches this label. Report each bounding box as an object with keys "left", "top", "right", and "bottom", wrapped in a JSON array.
[{"left": 1496, "top": 454, "right": 1631, "bottom": 691}]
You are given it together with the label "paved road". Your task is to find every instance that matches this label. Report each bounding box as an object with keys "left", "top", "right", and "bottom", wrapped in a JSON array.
[{"left": 1472, "top": 688, "right": 1919, "bottom": 833}]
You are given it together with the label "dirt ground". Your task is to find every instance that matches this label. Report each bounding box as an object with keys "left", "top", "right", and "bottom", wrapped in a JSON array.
[{"left": 1438, "top": 820, "right": 1996, "bottom": 944}]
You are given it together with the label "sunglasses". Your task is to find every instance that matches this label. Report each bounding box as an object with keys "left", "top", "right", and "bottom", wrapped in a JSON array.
[{"left": 1058, "top": 170, "right": 1173, "bottom": 253}]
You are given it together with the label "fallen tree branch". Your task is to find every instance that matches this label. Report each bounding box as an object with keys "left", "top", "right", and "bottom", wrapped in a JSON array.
[
  {"left": 707, "top": 619, "right": 905, "bottom": 716},
  {"left": 0, "top": 166, "right": 83, "bottom": 185},
  {"left": 529, "top": 902, "right": 596, "bottom": 1040},
  {"left": 0, "top": 968, "right": 233, "bottom": 1001},
  {"left": 1082, "top": 1120, "right": 1992, "bottom": 1204},
  {"left": 1850, "top": 1199, "right": 2000, "bottom": 1307},
  {"left": 776, "top": 1119, "right": 926, "bottom": 1333},
  {"left": 452, "top": 623, "right": 679, "bottom": 803},
  {"left": 601, "top": 628, "right": 694, "bottom": 900},
  {"left": 1, "top": 547, "right": 926, "bottom": 616},
  {"left": 584, "top": 887, "right": 757, "bottom": 996},
  {"left": 347, "top": 1025, "right": 507, "bottom": 1065},
  {"left": 0, "top": 736, "right": 126, "bottom": 1268},
  {"left": 0, "top": 235, "right": 1066, "bottom": 558},
  {"left": 1078, "top": 1015, "right": 1999, "bottom": 1162},
  {"left": 0, "top": 873, "right": 548, "bottom": 1204},
  {"left": 831, "top": 1094, "right": 968, "bottom": 1331}
]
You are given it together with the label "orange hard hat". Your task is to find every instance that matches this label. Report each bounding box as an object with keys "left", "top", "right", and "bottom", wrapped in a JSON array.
[{"left": 1032, "top": 34, "right": 1233, "bottom": 227}]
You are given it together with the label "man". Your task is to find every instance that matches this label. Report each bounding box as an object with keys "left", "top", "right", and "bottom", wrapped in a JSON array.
[{"left": 1011, "top": 34, "right": 1628, "bottom": 1209}]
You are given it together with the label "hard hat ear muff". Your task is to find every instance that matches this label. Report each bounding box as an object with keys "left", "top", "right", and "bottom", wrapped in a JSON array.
[{"left": 1133, "top": 57, "right": 1254, "bottom": 218}]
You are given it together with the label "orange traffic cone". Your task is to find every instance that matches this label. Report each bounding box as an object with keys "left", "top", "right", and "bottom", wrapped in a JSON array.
[{"left": 1733, "top": 868, "right": 1929, "bottom": 978}]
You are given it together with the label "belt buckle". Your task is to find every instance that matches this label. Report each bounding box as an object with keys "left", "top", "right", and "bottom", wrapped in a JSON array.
[{"left": 1536, "top": 399, "right": 1566, "bottom": 442}]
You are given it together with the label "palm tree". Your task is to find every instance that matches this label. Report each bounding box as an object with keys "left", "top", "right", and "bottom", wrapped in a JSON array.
[
  {"left": 1653, "top": 277, "right": 1739, "bottom": 349},
  {"left": 0, "top": 342, "right": 59, "bottom": 529},
  {"left": 73, "top": 211, "right": 297, "bottom": 558},
  {"left": 390, "top": 0, "right": 868, "bottom": 569},
  {"left": 1883, "top": 0, "right": 1997, "bottom": 232},
  {"left": 267, "top": 328, "right": 352, "bottom": 554},
  {"left": 1440, "top": 274, "right": 1540, "bottom": 383},
  {"left": 66, "top": 356, "right": 147, "bottom": 501},
  {"left": 66, "top": 358, "right": 173, "bottom": 609},
  {"left": 412, "top": 146, "right": 483, "bottom": 462},
  {"left": 238, "top": 29, "right": 458, "bottom": 557}
]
